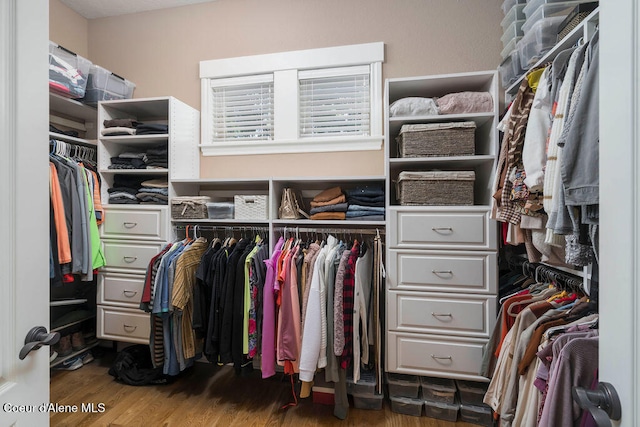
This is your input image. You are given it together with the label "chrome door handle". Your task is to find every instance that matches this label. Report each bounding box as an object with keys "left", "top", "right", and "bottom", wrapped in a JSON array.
[
  {"left": 123, "top": 256, "right": 137, "bottom": 263},
  {"left": 432, "top": 227, "right": 453, "bottom": 233},
  {"left": 430, "top": 354, "right": 452, "bottom": 361},
  {"left": 431, "top": 312, "right": 453, "bottom": 317},
  {"left": 122, "top": 290, "right": 138, "bottom": 298},
  {"left": 123, "top": 222, "right": 138, "bottom": 228},
  {"left": 432, "top": 270, "right": 453, "bottom": 275}
]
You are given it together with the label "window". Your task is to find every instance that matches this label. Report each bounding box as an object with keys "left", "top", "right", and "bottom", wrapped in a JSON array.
[
  {"left": 299, "top": 66, "right": 371, "bottom": 138},
  {"left": 210, "top": 75, "right": 274, "bottom": 142},
  {"left": 200, "top": 42, "right": 383, "bottom": 156}
]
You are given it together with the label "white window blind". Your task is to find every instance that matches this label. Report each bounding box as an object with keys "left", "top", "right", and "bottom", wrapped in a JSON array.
[
  {"left": 299, "top": 66, "right": 370, "bottom": 137},
  {"left": 210, "top": 75, "right": 274, "bottom": 142}
]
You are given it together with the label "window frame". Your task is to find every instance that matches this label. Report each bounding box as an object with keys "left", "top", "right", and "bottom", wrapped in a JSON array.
[{"left": 199, "top": 42, "right": 384, "bottom": 156}]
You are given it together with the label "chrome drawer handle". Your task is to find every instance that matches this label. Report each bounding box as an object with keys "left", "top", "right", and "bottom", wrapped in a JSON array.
[
  {"left": 123, "top": 256, "right": 138, "bottom": 263},
  {"left": 432, "top": 270, "right": 453, "bottom": 275},
  {"left": 123, "top": 324, "right": 137, "bottom": 332},
  {"left": 431, "top": 312, "right": 452, "bottom": 318},
  {"left": 431, "top": 354, "right": 452, "bottom": 361},
  {"left": 432, "top": 227, "right": 453, "bottom": 233},
  {"left": 123, "top": 222, "right": 138, "bottom": 228},
  {"left": 123, "top": 290, "right": 138, "bottom": 297}
]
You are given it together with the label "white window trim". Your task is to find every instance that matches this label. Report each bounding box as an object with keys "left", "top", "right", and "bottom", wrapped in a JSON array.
[{"left": 200, "top": 42, "right": 384, "bottom": 156}]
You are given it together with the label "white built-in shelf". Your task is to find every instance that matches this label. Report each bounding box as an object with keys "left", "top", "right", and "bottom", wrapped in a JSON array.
[
  {"left": 272, "top": 219, "right": 386, "bottom": 227},
  {"left": 50, "top": 341, "right": 100, "bottom": 369},
  {"left": 173, "top": 218, "right": 269, "bottom": 225},
  {"left": 99, "top": 169, "right": 169, "bottom": 175},
  {"left": 99, "top": 134, "right": 169, "bottom": 144},
  {"left": 49, "top": 92, "right": 96, "bottom": 122},
  {"left": 50, "top": 299, "right": 88, "bottom": 307}
]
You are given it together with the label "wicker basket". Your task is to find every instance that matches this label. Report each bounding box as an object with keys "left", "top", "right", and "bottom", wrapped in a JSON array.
[
  {"left": 234, "top": 195, "right": 268, "bottom": 220},
  {"left": 396, "top": 171, "right": 475, "bottom": 206},
  {"left": 171, "top": 196, "right": 211, "bottom": 219},
  {"left": 396, "top": 121, "right": 476, "bottom": 157}
]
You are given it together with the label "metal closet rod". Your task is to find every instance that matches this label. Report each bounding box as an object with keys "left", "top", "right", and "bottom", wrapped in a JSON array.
[
  {"left": 174, "top": 225, "right": 269, "bottom": 231},
  {"left": 275, "top": 226, "right": 384, "bottom": 236}
]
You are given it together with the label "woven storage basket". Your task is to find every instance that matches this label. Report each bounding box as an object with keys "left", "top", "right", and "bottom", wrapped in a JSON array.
[
  {"left": 171, "top": 196, "right": 211, "bottom": 219},
  {"left": 396, "top": 171, "right": 475, "bottom": 206},
  {"left": 234, "top": 195, "right": 268, "bottom": 220},
  {"left": 396, "top": 121, "right": 476, "bottom": 157}
]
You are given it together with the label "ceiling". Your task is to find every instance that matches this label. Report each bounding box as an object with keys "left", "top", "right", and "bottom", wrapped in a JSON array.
[{"left": 59, "top": 0, "right": 219, "bottom": 19}]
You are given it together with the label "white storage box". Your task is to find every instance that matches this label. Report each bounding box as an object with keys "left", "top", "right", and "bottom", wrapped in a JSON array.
[
  {"left": 522, "top": 1, "right": 586, "bottom": 33},
  {"left": 234, "top": 195, "right": 268, "bottom": 220},
  {"left": 501, "top": 3, "right": 526, "bottom": 31},
  {"left": 83, "top": 64, "right": 135, "bottom": 106},
  {"left": 206, "top": 202, "right": 234, "bottom": 219},
  {"left": 518, "top": 16, "right": 566, "bottom": 70},
  {"left": 49, "top": 41, "right": 92, "bottom": 99}
]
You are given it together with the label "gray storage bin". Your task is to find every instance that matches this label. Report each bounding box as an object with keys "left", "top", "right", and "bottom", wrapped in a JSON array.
[
  {"left": 459, "top": 403, "right": 494, "bottom": 426},
  {"left": 386, "top": 373, "right": 420, "bottom": 398},
  {"left": 456, "top": 380, "right": 489, "bottom": 406},
  {"left": 390, "top": 395, "right": 424, "bottom": 417},
  {"left": 420, "top": 376, "right": 457, "bottom": 404},
  {"left": 396, "top": 171, "right": 475, "bottom": 206},
  {"left": 424, "top": 398, "right": 460, "bottom": 422},
  {"left": 347, "top": 369, "right": 377, "bottom": 395},
  {"left": 396, "top": 121, "right": 476, "bottom": 158},
  {"left": 352, "top": 392, "right": 384, "bottom": 410}
]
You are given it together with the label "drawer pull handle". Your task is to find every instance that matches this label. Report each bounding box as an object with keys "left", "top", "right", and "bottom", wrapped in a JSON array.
[
  {"left": 431, "top": 312, "right": 452, "bottom": 318},
  {"left": 123, "top": 222, "right": 138, "bottom": 228},
  {"left": 123, "top": 256, "right": 138, "bottom": 263},
  {"left": 430, "top": 354, "right": 452, "bottom": 361},
  {"left": 123, "top": 324, "right": 137, "bottom": 332},
  {"left": 432, "top": 270, "right": 453, "bottom": 275},
  {"left": 432, "top": 227, "right": 453, "bottom": 233},
  {"left": 123, "top": 290, "right": 138, "bottom": 297}
]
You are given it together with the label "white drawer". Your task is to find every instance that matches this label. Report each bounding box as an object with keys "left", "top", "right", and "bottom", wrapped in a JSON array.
[
  {"left": 389, "top": 208, "right": 497, "bottom": 250},
  {"left": 97, "top": 305, "right": 150, "bottom": 344},
  {"left": 98, "top": 272, "right": 145, "bottom": 308},
  {"left": 101, "top": 206, "right": 168, "bottom": 241},
  {"left": 386, "top": 332, "right": 489, "bottom": 381},
  {"left": 387, "top": 249, "right": 497, "bottom": 293},
  {"left": 387, "top": 291, "right": 497, "bottom": 338},
  {"left": 102, "top": 240, "right": 165, "bottom": 273}
]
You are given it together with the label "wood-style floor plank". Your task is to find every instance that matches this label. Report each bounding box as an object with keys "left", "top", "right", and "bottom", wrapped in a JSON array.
[{"left": 50, "top": 349, "right": 481, "bottom": 426}]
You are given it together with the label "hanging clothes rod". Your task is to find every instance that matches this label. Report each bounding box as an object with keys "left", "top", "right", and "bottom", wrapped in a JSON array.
[
  {"left": 174, "top": 224, "right": 269, "bottom": 231},
  {"left": 274, "top": 226, "right": 384, "bottom": 236}
]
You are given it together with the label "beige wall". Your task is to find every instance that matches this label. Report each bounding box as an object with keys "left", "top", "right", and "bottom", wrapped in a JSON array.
[
  {"left": 53, "top": 0, "right": 504, "bottom": 179},
  {"left": 49, "top": 0, "right": 89, "bottom": 57}
]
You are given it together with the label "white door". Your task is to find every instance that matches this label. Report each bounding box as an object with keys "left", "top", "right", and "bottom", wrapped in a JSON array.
[
  {"left": 0, "top": 0, "right": 51, "bottom": 425},
  {"left": 599, "top": 1, "right": 639, "bottom": 426}
]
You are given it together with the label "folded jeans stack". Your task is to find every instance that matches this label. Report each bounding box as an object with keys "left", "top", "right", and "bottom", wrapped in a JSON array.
[
  {"left": 136, "top": 178, "right": 169, "bottom": 205},
  {"left": 345, "top": 185, "right": 385, "bottom": 221}
]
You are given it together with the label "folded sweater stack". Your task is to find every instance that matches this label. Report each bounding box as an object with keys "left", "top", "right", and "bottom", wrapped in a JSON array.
[
  {"left": 108, "top": 175, "right": 168, "bottom": 205},
  {"left": 310, "top": 186, "right": 347, "bottom": 220}
]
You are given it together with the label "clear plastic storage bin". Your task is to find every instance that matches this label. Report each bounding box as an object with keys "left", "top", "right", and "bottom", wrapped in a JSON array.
[
  {"left": 501, "top": 36, "right": 522, "bottom": 60},
  {"left": 524, "top": 0, "right": 588, "bottom": 19},
  {"left": 386, "top": 373, "right": 421, "bottom": 398},
  {"left": 420, "top": 377, "right": 457, "bottom": 404},
  {"left": 351, "top": 392, "right": 384, "bottom": 410},
  {"left": 501, "top": 3, "right": 526, "bottom": 31},
  {"left": 49, "top": 41, "right": 92, "bottom": 99},
  {"left": 456, "top": 380, "right": 489, "bottom": 406},
  {"left": 499, "top": 51, "right": 526, "bottom": 88},
  {"left": 424, "top": 399, "right": 460, "bottom": 422},
  {"left": 501, "top": 0, "right": 526, "bottom": 16},
  {"left": 206, "top": 202, "right": 234, "bottom": 219},
  {"left": 501, "top": 20, "right": 525, "bottom": 49},
  {"left": 518, "top": 16, "right": 566, "bottom": 69},
  {"left": 390, "top": 395, "right": 424, "bottom": 417},
  {"left": 459, "top": 403, "right": 494, "bottom": 426},
  {"left": 83, "top": 64, "right": 136, "bottom": 106},
  {"left": 347, "top": 370, "right": 377, "bottom": 395},
  {"left": 522, "top": 1, "right": 586, "bottom": 33}
]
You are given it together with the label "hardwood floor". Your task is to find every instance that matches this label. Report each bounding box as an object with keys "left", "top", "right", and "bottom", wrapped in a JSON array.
[{"left": 50, "top": 348, "right": 481, "bottom": 427}]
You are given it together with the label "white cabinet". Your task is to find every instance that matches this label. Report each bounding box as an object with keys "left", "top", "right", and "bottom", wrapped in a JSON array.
[
  {"left": 96, "top": 97, "right": 199, "bottom": 344},
  {"left": 384, "top": 71, "right": 499, "bottom": 381}
]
